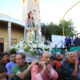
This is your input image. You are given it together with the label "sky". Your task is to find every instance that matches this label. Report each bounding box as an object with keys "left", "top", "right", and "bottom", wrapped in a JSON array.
[
  {"left": 0, "top": 0, "right": 80, "bottom": 32},
  {"left": 40, "top": 0, "right": 80, "bottom": 32}
]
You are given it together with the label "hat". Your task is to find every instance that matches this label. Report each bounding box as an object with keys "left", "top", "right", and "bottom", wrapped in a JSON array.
[
  {"left": 55, "top": 52, "right": 61, "bottom": 58},
  {"left": 50, "top": 56, "right": 56, "bottom": 60}
]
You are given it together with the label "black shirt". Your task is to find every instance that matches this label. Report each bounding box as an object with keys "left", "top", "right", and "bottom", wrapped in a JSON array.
[{"left": 0, "top": 64, "right": 7, "bottom": 73}]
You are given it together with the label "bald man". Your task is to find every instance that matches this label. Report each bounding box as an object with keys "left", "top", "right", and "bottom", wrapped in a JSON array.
[{"left": 31, "top": 51, "right": 58, "bottom": 80}]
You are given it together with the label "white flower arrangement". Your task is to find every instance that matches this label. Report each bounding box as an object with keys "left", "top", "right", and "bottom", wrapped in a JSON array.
[{"left": 10, "top": 40, "right": 51, "bottom": 55}]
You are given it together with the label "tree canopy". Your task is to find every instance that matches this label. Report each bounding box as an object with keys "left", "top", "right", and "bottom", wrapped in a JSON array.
[{"left": 41, "top": 20, "right": 77, "bottom": 41}]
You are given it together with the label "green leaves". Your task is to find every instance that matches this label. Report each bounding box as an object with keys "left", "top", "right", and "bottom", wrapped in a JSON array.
[{"left": 41, "top": 20, "right": 76, "bottom": 41}]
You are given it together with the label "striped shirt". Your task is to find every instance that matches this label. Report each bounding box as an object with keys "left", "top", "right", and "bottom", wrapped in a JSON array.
[{"left": 60, "top": 61, "right": 79, "bottom": 80}]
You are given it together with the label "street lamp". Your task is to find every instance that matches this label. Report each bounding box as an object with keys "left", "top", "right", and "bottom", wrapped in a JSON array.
[{"left": 62, "top": 1, "right": 80, "bottom": 36}]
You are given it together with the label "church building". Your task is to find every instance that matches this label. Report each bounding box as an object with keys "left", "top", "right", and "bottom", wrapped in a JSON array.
[{"left": 0, "top": 0, "right": 40, "bottom": 52}]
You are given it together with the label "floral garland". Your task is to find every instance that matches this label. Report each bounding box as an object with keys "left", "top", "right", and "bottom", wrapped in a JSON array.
[{"left": 10, "top": 40, "right": 50, "bottom": 55}]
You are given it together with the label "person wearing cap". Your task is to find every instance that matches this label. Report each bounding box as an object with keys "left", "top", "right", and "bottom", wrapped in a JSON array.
[
  {"left": 51, "top": 52, "right": 63, "bottom": 80},
  {"left": 54, "top": 52, "right": 63, "bottom": 69},
  {"left": 60, "top": 52, "right": 79, "bottom": 80}
]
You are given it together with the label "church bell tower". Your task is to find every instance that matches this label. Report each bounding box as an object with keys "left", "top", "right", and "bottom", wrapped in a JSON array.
[
  {"left": 21, "top": 0, "right": 41, "bottom": 40},
  {"left": 22, "top": 0, "right": 40, "bottom": 26}
]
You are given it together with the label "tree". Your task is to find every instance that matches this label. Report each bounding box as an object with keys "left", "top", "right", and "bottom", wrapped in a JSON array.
[
  {"left": 59, "top": 20, "right": 76, "bottom": 36},
  {"left": 41, "top": 20, "right": 76, "bottom": 41}
]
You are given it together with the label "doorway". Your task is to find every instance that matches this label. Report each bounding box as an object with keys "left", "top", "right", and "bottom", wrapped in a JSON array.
[
  {"left": 0, "top": 43, "right": 4, "bottom": 52},
  {"left": 0, "top": 38, "right": 4, "bottom": 52}
]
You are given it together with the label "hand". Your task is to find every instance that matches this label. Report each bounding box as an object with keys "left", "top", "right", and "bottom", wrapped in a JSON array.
[
  {"left": 39, "top": 61, "right": 47, "bottom": 76},
  {"left": 0, "top": 74, "right": 2, "bottom": 78},
  {"left": 30, "top": 61, "right": 38, "bottom": 67},
  {"left": 38, "top": 61, "right": 46, "bottom": 68},
  {"left": 75, "top": 58, "right": 79, "bottom": 65}
]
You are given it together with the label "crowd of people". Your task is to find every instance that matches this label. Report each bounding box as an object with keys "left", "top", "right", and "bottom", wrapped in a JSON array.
[
  {"left": 0, "top": 50, "right": 80, "bottom": 80},
  {"left": 65, "top": 36, "right": 80, "bottom": 50}
]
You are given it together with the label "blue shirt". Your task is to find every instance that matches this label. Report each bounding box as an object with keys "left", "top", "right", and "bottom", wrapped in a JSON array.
[{"left": 6, "top": 61, "right": 16, "bottom": 80}]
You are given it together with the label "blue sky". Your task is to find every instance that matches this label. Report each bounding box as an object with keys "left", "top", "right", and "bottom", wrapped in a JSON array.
[
  {"left": 0, "top": 0, "right": 22, "bottom": 20},
  {"left": 0, "top": 0, "right": 80, "bottom": 32}
]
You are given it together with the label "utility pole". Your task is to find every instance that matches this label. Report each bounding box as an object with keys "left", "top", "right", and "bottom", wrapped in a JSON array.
[{"left": 62, "top": 1, "right": 80, "bottom": 36}]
